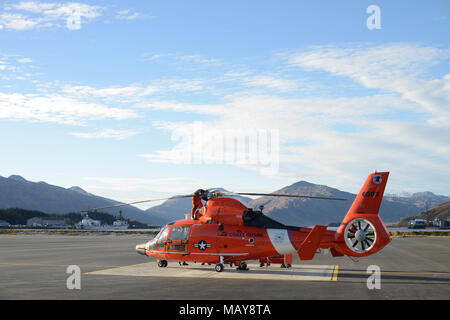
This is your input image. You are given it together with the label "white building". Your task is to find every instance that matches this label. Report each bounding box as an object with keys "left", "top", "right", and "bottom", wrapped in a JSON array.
[
  {"left": 27, "top": 217, "right": 66, "bottom": 227},
  {"left": 0, "top": 219, "right": 10, "bottom": 227},
  {"left": 76, "top": 215, "right": 103, "bottom": 230}
]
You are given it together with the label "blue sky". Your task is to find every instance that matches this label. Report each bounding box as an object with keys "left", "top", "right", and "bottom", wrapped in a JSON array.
[{"left": 0, "top": 1, "right": 449, "bottom": 208}]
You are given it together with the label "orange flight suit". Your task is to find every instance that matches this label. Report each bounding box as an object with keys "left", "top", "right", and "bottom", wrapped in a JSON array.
[{"left": 191, "top": 196, "right": 203, "bottom": 220}]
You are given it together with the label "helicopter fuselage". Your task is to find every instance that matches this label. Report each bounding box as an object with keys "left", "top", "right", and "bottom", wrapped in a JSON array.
[
  {"left": 141, "top": 218, "right": 337, "bottom": 265},
  {"left": 137, "top": 197, "right": 341, "bottom": 266}
]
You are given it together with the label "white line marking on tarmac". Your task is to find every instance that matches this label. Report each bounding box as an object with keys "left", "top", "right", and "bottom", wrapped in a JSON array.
[{"left": 85, "top": 262, "right": 338, "bottom": 281}]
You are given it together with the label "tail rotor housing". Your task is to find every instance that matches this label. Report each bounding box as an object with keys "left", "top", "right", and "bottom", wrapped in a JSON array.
[{"left": 335, "top": 172, "right": 392, "bottom": 257}]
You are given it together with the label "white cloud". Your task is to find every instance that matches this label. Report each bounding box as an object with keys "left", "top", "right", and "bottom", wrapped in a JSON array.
[
  {"left": 142, "top": 53, "right": 172, "bottom": 61},
  {"left": 158, "top": 78, "right": 206, "bottom": 92},
  {"left": 0, "top": 92, "right": 140, "bottom": 125},
  {"left": 5, "top": 2, "right": 57, "bottom": 13},
  {"left": 0, "top": 13, "right": 39, "bottom": 30},
  {"left": 60, "top": 79, "right": 208, "bottom": 102},
  {"left": 140, "top": 101, "right": 225, "bottom": 115},
  {"left": 289, "top": 43, "right": 450, "bottom": 123},
  {"left": 138, "top": 43, "right": 450, "bottom": 192},
  {"left": 62, "top": 84, "right": 160, "bottom": 99},
  {"left": 17, "top": 57, "right": 32, "bottom": 63},
  {"left": 0, "top": 2, "right": 102, "bottom": 30},
  {"left": 71, "top": 129, "right": 138, "bottom": 140},
  {"left": 115, "top": 9, "right": 141, "bottom": 20},
  {"left": 177, "top": 55, "right": 222, "bottom": 65},
  {"left": 242, "top": 75, "right": 300, "bottom": 92}
]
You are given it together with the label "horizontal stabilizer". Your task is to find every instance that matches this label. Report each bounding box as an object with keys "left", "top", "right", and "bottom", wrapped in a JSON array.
[{"left": 297, "top": 225, "right": 327, "bottom": 260}]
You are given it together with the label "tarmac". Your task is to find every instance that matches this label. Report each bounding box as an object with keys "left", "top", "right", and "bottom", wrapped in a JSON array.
[{"left": 0, "top": 233, "right": 449, "bottom": 300}]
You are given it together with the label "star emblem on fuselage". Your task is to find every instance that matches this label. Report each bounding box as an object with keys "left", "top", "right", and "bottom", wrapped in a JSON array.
[{"left": 194, "top": 240, "right": 211, "bottom": 251}]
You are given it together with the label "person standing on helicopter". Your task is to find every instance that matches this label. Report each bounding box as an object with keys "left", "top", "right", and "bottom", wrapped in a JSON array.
[{"left": 191, "top": 189, "right": 207, "bottom": 220}]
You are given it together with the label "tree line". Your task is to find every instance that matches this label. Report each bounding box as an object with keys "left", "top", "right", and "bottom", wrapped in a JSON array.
[{"left": 0, "top": 208, "right": 149, "bottom": 228}]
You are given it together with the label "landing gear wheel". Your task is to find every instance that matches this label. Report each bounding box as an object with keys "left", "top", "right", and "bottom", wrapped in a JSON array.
[
  {"left": 237, "top": 262, "right": 249, "bottom": 271},
  {"left": 158, "top": 260, "right": 168, "bottom": 268},
  {"left": 215, "top": 263, "right": 224, "bottom": 272}
]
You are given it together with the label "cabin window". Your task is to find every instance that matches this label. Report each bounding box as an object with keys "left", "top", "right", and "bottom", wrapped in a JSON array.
[
  {"left": 168, "top": 226, "right": 190, "bottom": 241},
  {"left": 167, "top": 226, "right": 190, "bottom": 251},
  {"left": 167, "top": 244, "right": 185, "bottom": 251}
]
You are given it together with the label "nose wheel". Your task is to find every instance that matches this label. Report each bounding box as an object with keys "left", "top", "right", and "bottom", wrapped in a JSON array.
[{"left": 157, "top": 260, "right": 168, "bottom": 268}]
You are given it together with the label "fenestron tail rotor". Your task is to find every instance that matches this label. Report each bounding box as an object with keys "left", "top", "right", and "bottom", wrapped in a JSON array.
[{"left": 344, "top": 218, "right": 377, "bottom": 253}]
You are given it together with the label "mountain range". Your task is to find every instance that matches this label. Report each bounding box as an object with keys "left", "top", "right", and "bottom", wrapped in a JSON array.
[
  {"left": 0, "top": 174, "right": 448, "bottom": 226},
  {"left": 0, "top": 175, "right": 153, "bottom": 224}
]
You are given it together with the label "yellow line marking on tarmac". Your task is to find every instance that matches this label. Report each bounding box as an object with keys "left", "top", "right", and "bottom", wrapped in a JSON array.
[{"left": 332, "top": 265, "right": 339, "bottom": 281}]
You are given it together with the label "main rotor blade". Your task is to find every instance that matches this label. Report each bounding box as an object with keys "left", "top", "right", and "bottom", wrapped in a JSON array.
[
  {"left": 78, "top": 195, "right": 193, "bottom": 213},
  {"left": 78, "top": 187, "right": 348, "bottom": 214},
  {"left": 232, "top": 192, "right": 348, "bottom": 201}
]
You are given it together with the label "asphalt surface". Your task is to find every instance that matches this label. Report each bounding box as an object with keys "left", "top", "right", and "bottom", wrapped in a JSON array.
[{"left": 0, "top": 233, "right": 449, "bottom": 300}]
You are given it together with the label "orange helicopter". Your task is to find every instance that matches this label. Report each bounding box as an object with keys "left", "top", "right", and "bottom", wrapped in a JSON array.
[{"left": 84, "top": 172, "right": 392, "bottom": 272}]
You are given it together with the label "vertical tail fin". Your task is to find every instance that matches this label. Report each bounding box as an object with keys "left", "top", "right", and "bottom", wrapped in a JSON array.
[
  {"left": 334, "top": 172, "right": 391, "bottom": 257},
  {"left": 346, "top": 172, "right": 389, "bottom": 216}
]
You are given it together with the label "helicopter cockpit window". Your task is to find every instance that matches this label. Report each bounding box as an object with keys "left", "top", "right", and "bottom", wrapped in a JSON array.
[
  {"left": 156, "top": 226, "right": 169, "bottom": 250},
  {"left": 153, "top": 228, "right": 163, "bottom": 240}
]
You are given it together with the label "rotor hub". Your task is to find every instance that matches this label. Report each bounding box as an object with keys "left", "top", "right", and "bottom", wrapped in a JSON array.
[{"left": 355, "top": 230, "right": 366, "bottom": 242}]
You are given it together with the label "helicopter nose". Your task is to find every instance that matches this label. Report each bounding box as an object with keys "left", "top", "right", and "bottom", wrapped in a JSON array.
[{"left": 136, "top": 243, "right": 147, "bottom": 256}]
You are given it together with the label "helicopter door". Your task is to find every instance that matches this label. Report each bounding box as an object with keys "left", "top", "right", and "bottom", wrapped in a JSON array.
[{"left": 167, "top": 226, "right": 190, "bottom": 251}]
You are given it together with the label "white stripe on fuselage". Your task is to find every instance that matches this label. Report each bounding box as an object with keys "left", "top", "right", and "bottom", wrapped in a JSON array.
[{"left": 267, "top": 229, "right": 297, "bottom": 255}]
